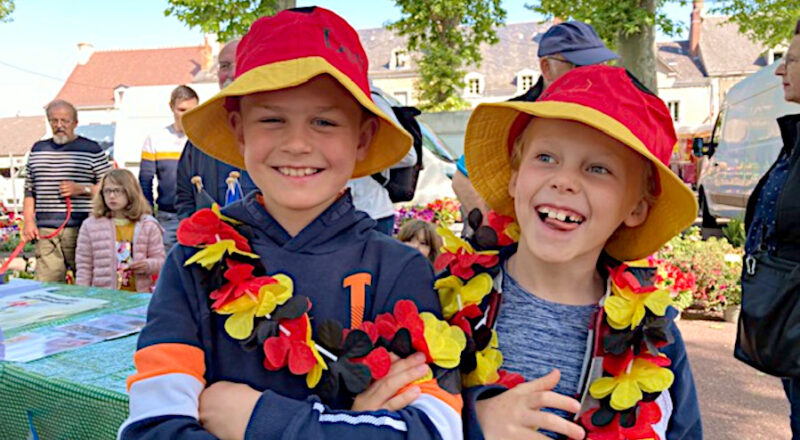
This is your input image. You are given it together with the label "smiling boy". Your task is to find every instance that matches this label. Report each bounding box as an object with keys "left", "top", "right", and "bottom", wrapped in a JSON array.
[
  {"left": 459, "top": 66, "right": 703, "bottom": 439},
  {"left": 119, "top": 8, "right": 461, "bottom": 440}
]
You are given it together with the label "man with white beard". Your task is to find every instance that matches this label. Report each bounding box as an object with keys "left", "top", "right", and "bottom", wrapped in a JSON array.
[{"left": 22, "top": 100, "right": 112, "bottom": 282}]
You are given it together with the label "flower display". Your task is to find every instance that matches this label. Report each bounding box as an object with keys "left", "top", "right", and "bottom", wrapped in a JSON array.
[{"left": 394, "top": 197, "right": 462, "bottom": 233}]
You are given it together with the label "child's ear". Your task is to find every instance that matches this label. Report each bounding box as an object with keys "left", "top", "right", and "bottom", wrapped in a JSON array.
[
  {"left": 356, "top": 116, "right": 379, "bottom": 161},
  {"left": 228, "top": 111, "right": 246, "bottom": 156},
  {"left": 507, "top": 169, "right": 519, "bottom": 199},
  {"left": 623, "top": 198, "right": 650, "bottom": 228}
]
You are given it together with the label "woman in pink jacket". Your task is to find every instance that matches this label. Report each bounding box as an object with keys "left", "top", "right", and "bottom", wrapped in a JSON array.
[{"left": 76, "top": 169, "right": 165, "bottom": 292}]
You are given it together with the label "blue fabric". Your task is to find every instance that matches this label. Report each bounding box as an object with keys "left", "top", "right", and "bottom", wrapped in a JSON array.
[
  {"left": 456, "top": 155, "right": 468, "bottom": 177},
  {"left": 536, "top": 21, "right": 618, "bottom": 65},
  {"left": 122, "top": 192, "right": 448, "bottom": 439},
  {"left": 175, "top": 142, "right": 258, "bottom": 219},
  {"left": 745, "top": 150, "right": 792, "bottom": 254},
  {"left": 495, "top": 269, "right": 596, "bottom": 438},
  {"left": 155, "top": 210, "right": 179, "bottom": 251},
  {"left": 784, "top": 378, "right": 800, "bottom": 440},
  {"left": 374, "top": 215, "right": 395, "bottom": 236}
]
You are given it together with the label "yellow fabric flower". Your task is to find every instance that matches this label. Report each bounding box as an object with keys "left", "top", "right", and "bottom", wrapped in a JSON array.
[
  {"left": 217, "top": 274, "right": 293, "bottom": 340},
  {"left": 504, "top": 222, "right": 520, "bottom": 242},
  {"left": 304, "top": 316, "right": 328, "bottom": 388},
  {"left": 420, "top": 312, "right": 466, "bottom": 369},
  {"left": 589, "top": 358, "right": 675, "bottom": 411},
  {"left": 212, "top": 203, "right": 242, "bottom": 225},
  {"left": 463, "top": 331, "right": 503, "bottom": 387},
  {"left": 437, "top": 226, "right": 498, "bottom": 257},
  {"left": 184, "top": 240, "right": 259, "bottom": 269},
  {"left": 604, "top": 284, "right": 672, "bottom": 330},
  {"left": 435, "top": 273, "right": 494, "bottom": 319}
]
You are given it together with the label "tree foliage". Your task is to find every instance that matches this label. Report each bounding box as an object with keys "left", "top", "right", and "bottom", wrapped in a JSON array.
[
  {"left": 389, "top": 0, "right": 506, "bottom": 111},
  {"left": 165, "top": 0, "right": 295, "bottom": 41},
  {"left": 0, "top": 0, "right": 14, "bottom": 22},
  {"left": 714, "top": 0, "right": 800, "bottom": 47}
]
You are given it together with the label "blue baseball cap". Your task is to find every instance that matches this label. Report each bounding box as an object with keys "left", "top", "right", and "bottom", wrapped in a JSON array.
[{"left": 537, "top": 21, "right": 619, "bottom": 66}]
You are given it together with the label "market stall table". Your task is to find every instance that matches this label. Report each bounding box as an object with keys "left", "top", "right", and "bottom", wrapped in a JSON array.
[{"left": 0, "top": 280, "right": 150, "bottom": 439}]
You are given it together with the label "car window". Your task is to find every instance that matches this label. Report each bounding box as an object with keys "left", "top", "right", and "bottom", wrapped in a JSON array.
[{"left": 419, "top": 122, "right": 454, "bottom": 163}]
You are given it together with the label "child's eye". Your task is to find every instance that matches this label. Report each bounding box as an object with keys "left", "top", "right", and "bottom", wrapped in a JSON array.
[
  {"left": 258, "top": 117, "right": 283, "bottom": 124},
  {"left": 313, "top": 118, "right": 337, "bottom": 127},
  {"left": 536, "top": 154, "right": 555, "bottom": 164},
  {"left": 588, "top": 165, "right": 610, "bottom": 174}
]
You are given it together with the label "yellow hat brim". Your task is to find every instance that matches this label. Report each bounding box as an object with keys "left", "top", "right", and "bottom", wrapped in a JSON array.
[
  {"left": 182, "top": 56, "right": 412, "bottom": 178},
  {"left": 465, "top": 101, "right": 698, "bottom": 261}
]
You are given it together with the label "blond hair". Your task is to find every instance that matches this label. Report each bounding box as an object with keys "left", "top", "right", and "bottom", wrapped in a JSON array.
[{"left": 92, "top": 169, "right": 152, "bottom": 221}]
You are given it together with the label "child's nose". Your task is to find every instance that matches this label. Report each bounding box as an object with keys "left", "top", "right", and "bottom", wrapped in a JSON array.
[
  {"left": 550, "top": 169, "right": 581, "bottom": 194},
  {"left": 281, "top": 124, "right": 313, "bottom": 154}
]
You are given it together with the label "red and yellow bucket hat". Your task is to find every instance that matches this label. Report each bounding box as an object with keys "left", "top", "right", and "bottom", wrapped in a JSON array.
[
  {"left": 465, "top": 65, "right": 697, "bottom": 261},
  {"left": 182, "top": 7, "right": 412, "bottom": 178}
]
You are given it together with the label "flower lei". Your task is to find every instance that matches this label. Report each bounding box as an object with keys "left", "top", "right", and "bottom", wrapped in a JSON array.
[
  {"left": 434, "top": 209, "right": 677, "bottom": 440},
  {"left": 176, "top": 205, "right": 468, "bottom": 403}
]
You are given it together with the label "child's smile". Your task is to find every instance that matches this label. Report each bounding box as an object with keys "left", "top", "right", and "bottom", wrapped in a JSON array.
[{"left": 535, "top": 204, "right": 585, "bottom": 231}]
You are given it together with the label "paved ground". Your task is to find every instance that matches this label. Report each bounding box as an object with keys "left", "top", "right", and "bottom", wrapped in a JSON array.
[{"left": 677, "top": 318, "right": 791, "bottom": 439}]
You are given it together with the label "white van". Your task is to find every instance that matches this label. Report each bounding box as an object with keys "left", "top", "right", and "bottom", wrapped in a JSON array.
[{"left": 695, "top": 61, "right": 800, "bottom": 226}]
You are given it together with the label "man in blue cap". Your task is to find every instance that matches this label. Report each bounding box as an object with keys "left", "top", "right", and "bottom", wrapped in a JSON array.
[{"left": 452, "top": 21, "right": 618, "bottom": 233}]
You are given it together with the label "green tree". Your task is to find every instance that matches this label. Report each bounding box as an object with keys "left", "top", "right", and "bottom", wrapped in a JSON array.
[
  {"left": 164, "top": 0, "right": 296, "bottom": 41},
  {"left": 529, "top": 0, "right": 798, "bottom": 92},
  {"left": 714, "top": 0, "right": 800, "bottom": 47},
  {"left": 527, "top": 0, "right": 686, "bottom": 91},
  {"left": 389, "top": 0, "right": 506, "bottom": 111},
  {"left": 0, "top": 0, "right": 14, "bottom": 22}
]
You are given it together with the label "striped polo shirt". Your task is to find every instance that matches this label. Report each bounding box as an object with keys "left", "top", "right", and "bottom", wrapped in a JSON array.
[
  {"left": 24, "top": 136, "right": 112, "bottom": 228},
  {"left": 139, "top": 124, "right": 186, "bottom": 213}
]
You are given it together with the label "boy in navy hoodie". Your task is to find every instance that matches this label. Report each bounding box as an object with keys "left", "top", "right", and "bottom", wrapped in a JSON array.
[
  {"left": 119, "top": 7, "right": 462, "bottom": 440},
  {"left": 453, "top": 66, "right": 703, "bottom": 439}
]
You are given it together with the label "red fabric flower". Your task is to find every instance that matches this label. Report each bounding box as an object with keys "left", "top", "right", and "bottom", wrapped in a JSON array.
[
  {"left": 177, "top": 208, "right": 251, "bottom": 252},
  {"left": 351, "top": 346, "right": 391, "bottom": 380},
  {"left": 263, "top": 314, "right": 317, "bottom": 375},
  {"left": 209, "top": 259, "right": 277, "bottom": 310},
  {"left": 496, "top": 369, "right": 525, "bottom": 389},
  {"left": 486, "top": 212, "right": 518, "bottom": 246},
  {"left": 581, "top": 401, "right": 663, "bottom": 440},
  {"left": 434, "top": 249, "right": 499, "bottom": 279},
  {"left": 608, "top": 264, "right": 657, "bottom": 294},
  {"left": 374, "top": 300, "right": 431, "bottom": 361},
  {"left": 450, "top": 304, "right": 483, "bottom": 336}
]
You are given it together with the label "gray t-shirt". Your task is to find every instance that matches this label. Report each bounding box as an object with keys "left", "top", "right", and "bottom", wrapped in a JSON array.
[{"left": 495, "top": 269, "right": 599, "bottom": 438}]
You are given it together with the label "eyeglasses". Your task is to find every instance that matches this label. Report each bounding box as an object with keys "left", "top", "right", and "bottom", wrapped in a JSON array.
[
  {"left": 102, "top": 188, "right": 125, "bottom": 196},
  {"left": 48, "top": 118, "right": 73, "bottom": 126}
]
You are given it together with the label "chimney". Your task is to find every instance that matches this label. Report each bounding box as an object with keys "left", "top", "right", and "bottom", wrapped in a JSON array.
[
  {"left": 689, "top": 0, "right": 703, "bottom": 57},
  {"left": 77, "top": 42, "right": 95, "bottom": 65},
  {"left": 201, "top": 34, "right": 215, "bottom": 72}
]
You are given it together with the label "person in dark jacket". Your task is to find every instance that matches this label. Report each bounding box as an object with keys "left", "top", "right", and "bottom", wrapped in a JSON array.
[
  {"left": 120, "top": 8, "right": 462, "bottom": 439},
  {"left": 742, "top": 19, "right": 800, "bottom": 439},
  {"left": 175, "top": 39, "right": 257, "bottom": 220}
]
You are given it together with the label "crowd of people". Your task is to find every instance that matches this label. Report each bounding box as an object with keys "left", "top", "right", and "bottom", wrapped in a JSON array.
[{"left": 11, "top": 6, "right": 800, "bottom": 440}]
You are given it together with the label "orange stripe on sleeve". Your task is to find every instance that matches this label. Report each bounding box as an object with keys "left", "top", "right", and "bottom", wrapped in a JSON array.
[
  {"left": 126, "top": 343, "right": 206, "bottom": 391},
  {"left": 399, "top": 379, "right": 463, "bottom": 414}
]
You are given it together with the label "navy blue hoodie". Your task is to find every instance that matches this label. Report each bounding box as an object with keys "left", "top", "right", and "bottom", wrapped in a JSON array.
[{"left": 119, "top": 192, "right": 462, "bottom": 439}]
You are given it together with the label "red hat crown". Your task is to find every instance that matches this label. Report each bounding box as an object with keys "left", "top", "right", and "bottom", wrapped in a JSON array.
[
  {"left": 236, "top": 7, "right": 371, "bottom": 99},
  {"left": 539, "top": 65, "right": 676, "bottom": 166}
]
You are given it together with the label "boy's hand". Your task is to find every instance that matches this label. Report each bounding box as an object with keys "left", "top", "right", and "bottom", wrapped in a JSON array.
[
  {"left": 475, "top": 369, "right": 585, "bottom": 440},
  {"left": 351, "top": 352, "right": 430, "bottom": 412},
  {"left": 199, "top": 381, "right": 261, "bottom": 440}
]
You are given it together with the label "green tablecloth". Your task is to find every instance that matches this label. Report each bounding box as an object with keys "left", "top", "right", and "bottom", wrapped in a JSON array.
[{"left": 0, "top": 282, "right": 150, "bottom": 439}]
